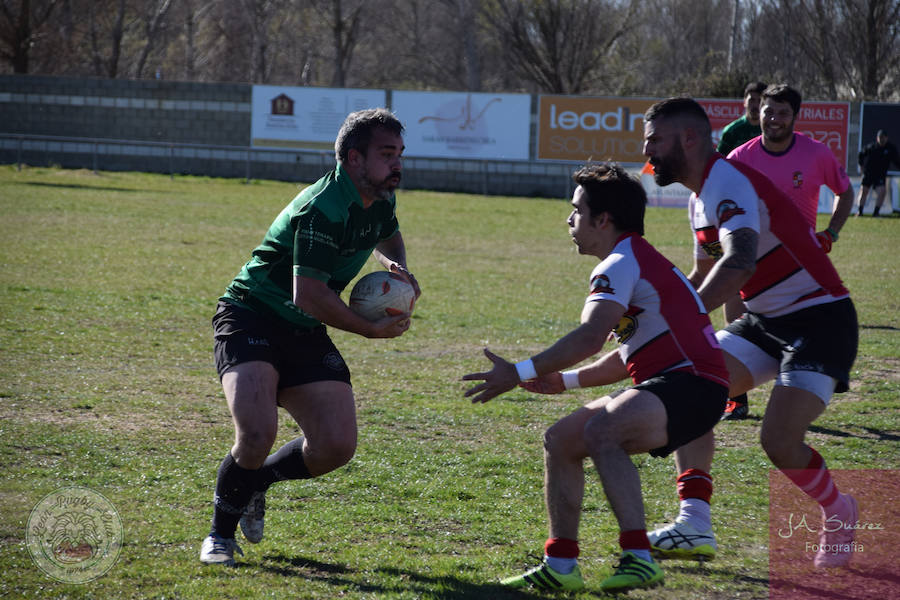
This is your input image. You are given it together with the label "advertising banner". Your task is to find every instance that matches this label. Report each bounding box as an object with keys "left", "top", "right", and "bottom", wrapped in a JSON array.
[
  {"left": 251, "top": 85, "right": 386, "bottom": 150},
  {"left": 698, "top": 98, "right": 850, "bottom": 169},
  {"left": 538, "top": 95, "right": 850, "bottom": 169},
  {"left": 536, "top": 95, "right": 653, "bottom": 164},
  {"left": 391, "top": 91, "right": 531, "bottom": 160}
]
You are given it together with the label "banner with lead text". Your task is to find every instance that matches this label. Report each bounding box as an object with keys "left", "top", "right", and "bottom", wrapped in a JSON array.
[{"left": 537, "top": 95, "right": 849, "bottom": 170}]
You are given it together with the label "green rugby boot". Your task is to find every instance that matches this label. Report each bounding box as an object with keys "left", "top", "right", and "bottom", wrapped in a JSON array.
[
  {"left": 500, "top": 561, "right": 585, "bottom": 592},
  {"left": 599, "top": 552, "right": 664, "bottom": 593}
]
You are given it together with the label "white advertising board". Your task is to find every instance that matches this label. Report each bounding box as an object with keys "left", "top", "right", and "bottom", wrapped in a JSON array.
[
  {"left": 392, "top": 91, "right": 531, "bottom": 160},
  {"left": 251, "top": 85, "right": 387, "bottom": 150}
]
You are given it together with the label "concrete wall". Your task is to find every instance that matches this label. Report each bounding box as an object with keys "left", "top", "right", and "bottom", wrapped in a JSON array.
[
  {"left": 0, "top": 74, "right": 871, "bottom": 201},
  {"left": 0, "top": 74, "right": 577, "bottom": 198}
]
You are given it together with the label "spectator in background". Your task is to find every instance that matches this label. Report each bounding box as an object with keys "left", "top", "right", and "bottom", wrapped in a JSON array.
[
  {"left": 857, "top": 129, "right": 900, "bottom": 217},
  {"left": 716, "top": 81, "right": 767, "bottom": 156}
]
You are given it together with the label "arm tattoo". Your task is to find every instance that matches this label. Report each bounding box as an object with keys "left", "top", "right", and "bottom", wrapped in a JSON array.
[{"left": 719, "top": 227, "right": 758, "bottom": 271}]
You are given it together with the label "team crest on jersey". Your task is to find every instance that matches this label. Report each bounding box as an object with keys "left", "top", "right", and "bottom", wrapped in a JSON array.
[
  {"left": 590, "top": 274, "right": 615, "bottom": 296},
  {"left": 792, "top": 171, "right": 803, "bottom": 188},
  {"left": 613, "top": 307, "right": 642, "bottom": 343},
  {"left": 695, "top": 226, "right": 723, "bottom": 259},
  {"left": 716, "top": 199, "right": 745, "bottom": 225}
]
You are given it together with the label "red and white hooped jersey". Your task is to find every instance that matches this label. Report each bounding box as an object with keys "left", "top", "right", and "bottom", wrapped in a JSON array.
[
  {"left": 586, "top": 233, "right": 729, "bottom": 387},
  {"left": 690, "top": 156, "right": 849, "bottom": 318}
]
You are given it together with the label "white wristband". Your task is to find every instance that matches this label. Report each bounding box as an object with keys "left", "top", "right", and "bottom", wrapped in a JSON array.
[
  {"left": 515, "top": 359, "right": 538, "bottom": 381},
  {"left": 562, "top": 370, "right": 581, "bottom": 390}
]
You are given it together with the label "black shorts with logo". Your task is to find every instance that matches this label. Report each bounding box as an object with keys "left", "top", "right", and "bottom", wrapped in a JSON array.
[
  {"left": 635, "top": 371, "right": 728, "bottom": 458},
  {"left": 723, "top": 298, "right": 857, "bottom": 393},
  {"left": 213, "top": 300, "right": 351, "bottom": 388}
]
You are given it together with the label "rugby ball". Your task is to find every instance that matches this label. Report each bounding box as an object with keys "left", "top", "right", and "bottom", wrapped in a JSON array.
[{"left": 349, "top": 271, "right": 415, "bottom": 321}]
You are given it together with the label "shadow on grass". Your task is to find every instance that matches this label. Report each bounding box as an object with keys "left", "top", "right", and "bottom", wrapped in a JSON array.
[
  {"left": 22, "top": 181, "right": 161, "bottom": 193},
  {"left": 725, "top": 408, "right": 899, "bottom": 443},
  {"left": 667, "top": 561, "right": 769, "bottom": 588},
  {"left": 259, "top": 554, "right": 547, "bottom": 599},
  {"left": 808, "top": 423, "right": 900, "bottom": 442},
  {"left": 859, "top": 324, "right": 899, "bottom": 331},
  {"left": 769, "top": 565, "right": 900, "bottom": 599}
]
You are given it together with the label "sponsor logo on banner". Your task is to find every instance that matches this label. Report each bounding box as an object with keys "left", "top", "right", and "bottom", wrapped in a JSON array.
[
  {"left": 538, "top": 96, "right": 849, "bottom": 170},
  {"left": 251, "top": 85, "right": 386, "bottom": 150},
  {"left": 393, "top": 91, "right": 531, "bottom": 160},
  {"left": 537, "top": 96, "right": 655, "bottom": 163},
  {"left": 700, "top": 98, "right": 849, "bottom": 169}
]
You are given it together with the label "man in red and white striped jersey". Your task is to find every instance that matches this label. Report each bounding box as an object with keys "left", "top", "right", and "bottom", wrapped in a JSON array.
[
  {"left": 641, "top": 97, "right": 859, "bottom": 569},
  {"left": 721, "top": 84, "right": 854, "bottom": 420},
  {"left": 463, "top": 163, "right": 728, "bottom": 593}
]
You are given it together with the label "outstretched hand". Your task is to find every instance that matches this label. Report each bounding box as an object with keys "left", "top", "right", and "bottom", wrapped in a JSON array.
[
  {"left": 462, "top": 348, "right": 520, "bottom": 404},
  {"left": 519, "top": 372, "right": 565, "bottom": 395}
]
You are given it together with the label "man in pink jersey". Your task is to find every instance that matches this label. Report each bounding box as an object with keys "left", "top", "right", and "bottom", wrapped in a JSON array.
[
  {"left": 719, "top": 84, "right": 853, "bottom": 420},
  {"left": 463, "top": 163, "right": 728, "bottom": 593},
  {"left": 641, "top": 97, "right": 859, "bottom": 569},
  {"left": 728, "top": 84, "right": 853, "bottom": 246}
]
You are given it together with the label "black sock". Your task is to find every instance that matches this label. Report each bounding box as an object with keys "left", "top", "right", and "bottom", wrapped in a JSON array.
[
  {"left": 732, "top": 393, "right": 748, "bottom": 405},
  {"left": 256, "top": 437, "right": 312, "bottom": 491},
  {"left": 873, "top": 206, "right": 880, "bottom": 216},
  {"left": 210, "top": 453, "right": 259, "bottom": 539}
]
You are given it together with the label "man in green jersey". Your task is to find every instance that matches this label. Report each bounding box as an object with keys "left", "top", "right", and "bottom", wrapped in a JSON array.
[
  {"left": 713, "top": 80, "right": 765, "bottom": 419},
  {"left": 201, "top": 108, "right": 420, "bottom": 566},
  {"left": 716, "top": 81, "right": 766, "bottom": 157}
]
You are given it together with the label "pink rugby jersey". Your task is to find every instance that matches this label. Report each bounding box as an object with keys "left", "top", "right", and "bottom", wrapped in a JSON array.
[
  {"left": 727, "top": 133, "right": 850, "bottom": 227},
  {"left": 586, "top": 233, "right": 729, "bottom": 387},
  {"left": 690, "top": 156, "right": 849, "bottom": 318}
]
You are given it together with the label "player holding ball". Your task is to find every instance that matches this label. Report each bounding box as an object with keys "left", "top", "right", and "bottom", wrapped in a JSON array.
[
  {"left": 463, "top": 163, "right": 728, "bottom": 593},
  {"left": 201, "top": 108, "right": 420, "bottom": 566}
]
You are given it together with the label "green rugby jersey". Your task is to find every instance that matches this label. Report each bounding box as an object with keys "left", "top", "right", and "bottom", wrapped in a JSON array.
[
  {"left": 222, "top": 164, "right": 399, "bottom": 328},
  {"left": 717, "top": 115, "right": 761, "bottom": 156}
]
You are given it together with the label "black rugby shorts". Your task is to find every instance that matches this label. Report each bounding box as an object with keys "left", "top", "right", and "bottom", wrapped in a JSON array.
[
  {"left": 634, "top": 371, "right": 728, "bottom": 458},
  {"left": 213, "top": 300, "right": 351, "bottom": 388}
]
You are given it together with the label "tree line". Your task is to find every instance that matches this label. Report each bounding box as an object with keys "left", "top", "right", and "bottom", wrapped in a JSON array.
[{"left": 2, "top": 0, "right": 898, "bottom": 101}]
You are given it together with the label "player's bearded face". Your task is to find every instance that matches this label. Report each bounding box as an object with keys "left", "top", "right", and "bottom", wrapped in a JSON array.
[
  {"left": 761, "top": 101, "right": 795, "bottom": 144},
  {"left": 361, "top": 164, "right": 402, "bottom": 201},
  {"left": 745, "top": 92, "right": 762, "bottom": 124},
  {"left": 649, "top": 137, "right": 687, "bottom": 186}
]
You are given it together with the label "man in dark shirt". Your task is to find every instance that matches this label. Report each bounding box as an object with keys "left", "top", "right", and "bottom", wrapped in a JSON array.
[{"left": 857, "top": 129, "right": 900, "bottom": 217}]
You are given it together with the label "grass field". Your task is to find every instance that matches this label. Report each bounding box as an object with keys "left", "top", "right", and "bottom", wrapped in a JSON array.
[{"left": 0, "top": 165, "right": 897, "bottom": 599}]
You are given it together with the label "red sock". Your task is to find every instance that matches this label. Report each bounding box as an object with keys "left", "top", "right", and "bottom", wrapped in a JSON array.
[
  {"left": 677, "top": 468, "right": 713, "bottom": 503},
  {"left": 619, "top": 530, "right": 650, "bottom": 551},
  {"left": 780, "top": 447, "right": 841, "bottom": 510},
  {"left": 544, "top": 537, "right": 579, "bottom": 558}
]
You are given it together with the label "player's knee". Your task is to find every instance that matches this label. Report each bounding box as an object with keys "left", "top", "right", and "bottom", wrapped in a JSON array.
[
  {"left": 235, "top": 428, "right": 277, "bottom": 466},
  {"left": 307, "top": 435, "right": 357, "bottom": 471},
  {"left": 582, "top": 415, "right": 617, "bottom": 454},
  {"left": 760, "top": 429, "right": 792, "bottom": 467},
  {"left": 543, "top": 422, "right": 572, "bottom": 458}
]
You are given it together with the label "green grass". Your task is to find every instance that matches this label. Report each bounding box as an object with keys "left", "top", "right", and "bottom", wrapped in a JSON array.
[{"left": 0, "top": 165, "right": 897, "bottom": 599}]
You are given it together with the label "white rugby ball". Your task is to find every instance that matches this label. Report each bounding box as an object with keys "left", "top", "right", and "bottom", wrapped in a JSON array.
[{"left": 349, "top": 271, "right": 415, "bottom": 321}]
